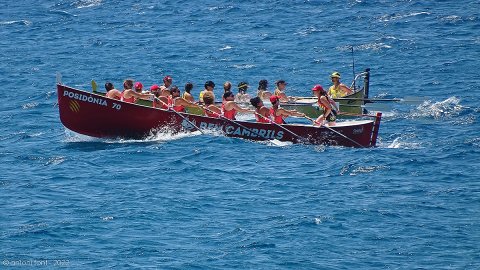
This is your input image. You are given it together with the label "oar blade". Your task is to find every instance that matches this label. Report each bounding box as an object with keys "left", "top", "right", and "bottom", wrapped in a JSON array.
[{"left": 91, "top": 80, "right": 98, "bottom": 93}]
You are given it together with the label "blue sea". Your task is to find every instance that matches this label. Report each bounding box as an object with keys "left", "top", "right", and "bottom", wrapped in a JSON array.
[{"left": 1, "top": 0, "right": 479, "bottom": 269}]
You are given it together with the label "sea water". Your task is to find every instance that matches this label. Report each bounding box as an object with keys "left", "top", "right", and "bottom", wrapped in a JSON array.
[{"left": 1, "top": 1, "right": 479, "bottom": 269}]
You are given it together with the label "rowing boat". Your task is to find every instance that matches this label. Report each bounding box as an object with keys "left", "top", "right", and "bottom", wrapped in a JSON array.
[{"left": 57, "top": 84, "right": 382, "bottom": 147}]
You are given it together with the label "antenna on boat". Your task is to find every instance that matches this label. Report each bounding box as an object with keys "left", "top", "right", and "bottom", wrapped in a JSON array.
[{"left": 351, "top": 45, "right": 356, "bottom": 91}]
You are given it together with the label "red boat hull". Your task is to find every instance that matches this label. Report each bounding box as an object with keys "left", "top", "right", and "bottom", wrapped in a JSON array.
[{"left": 57, "top": 84, "right": 381, "bottom": 147}]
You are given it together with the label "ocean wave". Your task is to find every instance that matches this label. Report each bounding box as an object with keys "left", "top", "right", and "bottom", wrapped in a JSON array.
[
  {"left": 22, "top": 102, "right": 39, "bottom": 110},
  {"left": 409, "top": 97, "right": 466, "bottom": 119},
  {"left": 232, "top": 64, "right": 256, "bottom": 69},
  {"left": 75, "top": 0, "right": 102, "bottom": 9},
  {"left": 219, "top": 45, "right": 233, "bottom": 51},
  {"left": 386, "top": 137, "right": 423, "bottom": 149},
  {"left": 0, "top": 20, "right": 32, "bottom": 26},
  {"left": 378, "top": 11, "right": 431, "bottom": 22},
  {"left": 340, "top": 42, "right": 392, "bottom": 52},
  {"left": 295, "top": 26, "right": 320, "bottom": 36}
]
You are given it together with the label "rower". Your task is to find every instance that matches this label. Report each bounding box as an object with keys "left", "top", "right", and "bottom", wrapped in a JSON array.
[
  {"left": 273, "top": 80, "right": 294, "bottom": 102},
  {"left": 105, "top": 82, "right": 121, "bottom": 100},
  {"left": 269, "top": 95, "right": 305, "bottom": 124},
  {"left": 182, "top": 82, "right": 195, "bottom": 103},
  {"left": 222, "top": 91, "right": 255, "bottom": 120},
  {"left": 121, "top": 79, "right": 153, "bottom": 103},
  {"left": 199, "top": 81, "right": 215, "bottom": 104},
  {"left": 203, "top": 91, "right": 221, "bottom": 118},
  {"left": 159, "top": 75, "right": 173, "bottom": 97},
  {"left": 250, "top": 97, "right": 271, "bottom": 123},
  {"left": 257, "top": 79, "right": 272, "bottom": 100},
  {"left": 170, "top": 86, "right": 202, "bottom": 112},
  {"left": 312, "top": 84, "right": 338, "bottom": 126},
  {"left": 328, "top": 72, "right": 353, "bottom": 98},
  {"left": 235, "top": 81, "right": 251, "bottom": 103}
]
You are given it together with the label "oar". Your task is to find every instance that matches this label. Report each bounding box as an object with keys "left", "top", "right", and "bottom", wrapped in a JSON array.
[
  {"left": 91, "top": 80, "right": 98, "bottom": 93},
  {"left": 153, "top": 97, "right": 204, "bottom": 134},
  {"left": 304, "top": 116, "right": 365, "bottom": 148},
  {"left": 200, "top": 105, "right": 266, "bottom": 138},
  {"left": 254, "top": 112, "right": 309, "bottom": 144},
  {"left": 295, "top": 96, "right": 426, "bottom": 105}
]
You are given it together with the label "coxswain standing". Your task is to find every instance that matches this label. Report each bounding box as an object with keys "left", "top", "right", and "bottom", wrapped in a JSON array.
[
  {"left": 250, "top": 97, "right": 271, "bottom": 123},
  {"left": 269, "top": 95, "right": 305, "bottom": 124},
  {"left": 222, "top": 91, "right": 254, "bottom": 120},
  {"left": 121, "top": 79, "right": 153, "bottom": 103},
  {"left": 328, "top": 72, "right": 353, "bottom": 98},
  {"left": 312, "top": 84, "right": 338, "bottom": 126},
  {"left": 105, "top": 82, "right": 122, "bottom": 100}
]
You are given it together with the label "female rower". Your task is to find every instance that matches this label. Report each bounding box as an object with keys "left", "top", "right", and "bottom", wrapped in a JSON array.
[
  {"left": 170, "top": 86, "right": 202, "bottom": 112},
  {"left": 312, "top": 84, "right": 338, "bottom": 126},
  {"left": 159, "top": 75, "right": 173, "bottom": 97},
  {"left": 269, "top": 95, "right": 305, "bottom": 124},
  {"left": 235, "top": 81, "right": 251, "bottom": 103},
  {"left": 257, "top": 79, "right": 272, "bottom": 100},
  {"left": 105, "top": 82, "right": 121, "bottom": 100},
  {"left": 199, "top": 81, "right": 215, "bottom": 104},
  {"left": 203, "top": 91, "right": 222, "bottom": 118},
  {"left": 222, "top": 91, "right": 254, "bottom": 120},
  {"left": 250, "top": 97, "right": 271, "bottom": 123},
  {"left": 182, "top": 82, "right": 195, "bottom": 103},
  {"left": 121, "top": 79, "right": 153, "bottom": 103}
]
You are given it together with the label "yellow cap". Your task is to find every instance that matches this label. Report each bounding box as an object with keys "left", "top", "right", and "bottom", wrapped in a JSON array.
[{"left": 330, "top": 72, "right": 341, "bottom": 78}]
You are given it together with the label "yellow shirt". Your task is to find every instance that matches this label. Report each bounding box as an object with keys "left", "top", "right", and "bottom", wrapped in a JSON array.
[{"left": 328, "top": 85, "right": 343, "bottom": 98}]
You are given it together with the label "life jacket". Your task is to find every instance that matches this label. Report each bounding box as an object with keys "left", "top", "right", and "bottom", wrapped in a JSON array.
[
  {"left": 255, "top": 107, "right": 271, "bottom": 123},
  {"left": 120, "top": 90, "right": 136, "bottom": 103},
  {"left": 222, "top": 103, "right": 237, "bottom": 120},
  {"left": 317, "top": 96, "right": 337, "bottom": 122},
  {"left": 269, "top": 107, "right": 285, "bottom": 124}
]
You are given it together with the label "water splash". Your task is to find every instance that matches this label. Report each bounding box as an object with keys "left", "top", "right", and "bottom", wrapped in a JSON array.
[
  {"left": 409, "top": 97, "right": 465, "bottom": 119},
  {"left": 386, "top": 137, "right": 422, "bottom": 149},
  {"left": 378, "top": 12, "right": 430, "bottom": 22},
  {"left": 0, "top": 20, "right": 32, "bottom": 26}
]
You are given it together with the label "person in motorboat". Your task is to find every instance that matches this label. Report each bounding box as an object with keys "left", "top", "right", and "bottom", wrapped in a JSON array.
[
  {"left": 269, "top": 95, "right": 305, "bottom": 124},
  {"left": 250, "top": 96, "right": 271, "bottom": 123},
  {"left": 121, "top": 79, "right": 154, "bottom": 103},
  {"left": 235, "top": 81, "right": 251, "bottom": 103},
  {"left": 222, "top": 91, "right": 255, "bottom": 120},
  {"left": 182, "top": 82, "right": 195, "bottom": 103},
  {"left": 159, "top": 75, "right": 173, "bottom": 97},
  {"left": 257, "top": 79, "right": 272, "bottom": 101},
  {"left": 199, "top": 81, "right": 216, "bottom": 104},
  {"left": 170, "top": 86, "right": 203, "bottom": 112},
  {"left": 312, "top": 84, "right": 338, "bottom": 126},
  {"left": 105, "top": 82, "right": 122, "bottom": 100},
  {"left": 273, "top": 80, "right": 295, "bottom": 102},
  {"left": 202, "top": 91, "right": 222, "bottom": 118},
  {"left": 328, "top": 72, "right": 353, "bottom": 98}
]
